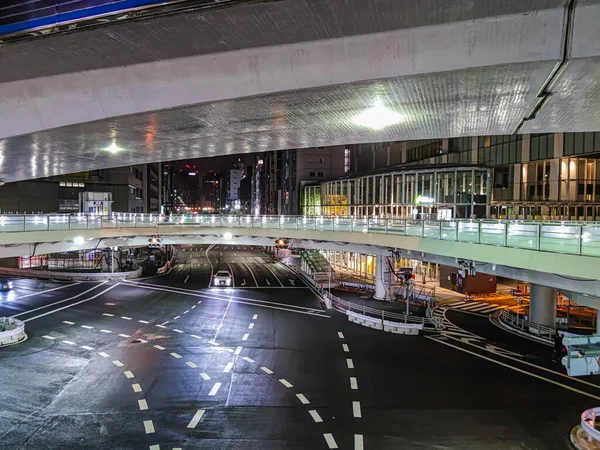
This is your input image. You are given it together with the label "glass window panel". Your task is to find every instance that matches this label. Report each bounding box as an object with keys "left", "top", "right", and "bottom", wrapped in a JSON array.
[
  {"left": 565, "top": 133, "right": 574, "bottom": 156},
  {"left": 531, "top": 137, "right": 539, "bottom": 160},
  {"left": 585, "top": 132, "right": 595, "bottom": 154},
  {"left": 547, "top": 133, "right": 554, "bottom": 159},
  {"left": 596, "top": 132, "right": 600, "bottom": 152},
  {"left": 575, "top": 133, "right": 585, "bottom": 155}
]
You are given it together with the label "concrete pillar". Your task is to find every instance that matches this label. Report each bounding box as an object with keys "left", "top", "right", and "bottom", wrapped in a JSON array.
[
  {"left": 529, "top": 284, "right": 557, "bottom": 332},
  {"left": 596, "top": 310, "right": 600, "bottom": 335},
  {"left": 373, "top": 255, "right": 392, "bottom": 301}
]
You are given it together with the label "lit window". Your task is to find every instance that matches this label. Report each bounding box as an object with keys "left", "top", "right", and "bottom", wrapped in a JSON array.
[
  {"left": 66, "top": 182, "right": 72, "bottom": 187},
  {"left": 59, "top": 182, "right": 66, "bottom": 187},
  {"left": 344, "top": 148, "right": 351, "bottom": 173}
]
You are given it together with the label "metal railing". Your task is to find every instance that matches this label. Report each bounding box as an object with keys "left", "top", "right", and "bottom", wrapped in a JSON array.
[
  {"left": 1, "top": 213, "right": 600, "bottom": 257},
  {"left": 499, "top": 309, "right": 555, "bottom": 339}
]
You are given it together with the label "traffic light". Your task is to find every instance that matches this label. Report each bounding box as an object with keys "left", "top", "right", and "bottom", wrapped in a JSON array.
[
  {"left": 275, "top": 238, "right": 288, "bottom": 249},
  {"left": 148, "top": 236, "right": 162, "bottom": 248}
]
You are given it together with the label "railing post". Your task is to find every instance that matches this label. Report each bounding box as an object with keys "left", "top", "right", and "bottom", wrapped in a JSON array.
[
  {"left": 579, "top": 225, "right": 584, "bottom": 255},
  {"left": 68, "top": 215, "right": 72, "bottom": 231},
  {"left": 477, "top": 221, "right": 482, "bottom": 244},
  {"left": 385, "top": 219, "right": 389, "bottom": 234},
  {"left": 503, "top": 222, "right": 508, "bottom": 247},
  {"left": 421, "top": 220, "right": 425, "bottom": 237},
  {"left": 535, "top": 224, "right": 541, "bottom": 250},
  {"left": 455, "top": 221, "right": 459, "bottom": 241},
  {"left": 86, "top": 215, "right": 89, "bottom": 230}
]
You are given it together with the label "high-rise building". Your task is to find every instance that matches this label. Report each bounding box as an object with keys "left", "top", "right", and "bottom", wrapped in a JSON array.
[{"left": 225, "top": 160, "right": 245, "bottom": 211}]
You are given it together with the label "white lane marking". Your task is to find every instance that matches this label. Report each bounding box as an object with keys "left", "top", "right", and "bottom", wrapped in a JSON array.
[
  {"left": 183, "top": 310, "right": 189, "bottom": 314},
  {"left": 234, "top": 346, "right": 243, "bottom": 355},
  {"left": 223, "top": 362, "right": 234, "bottom": 373},
  {"left": 100, "top": 329, "right": 112, "bottom": 333},
  {"left": 457, "top": 302, "right": 492, "bottom": 311},
  {"left": 191, "top": 305, "right": 196, "bottom": 309},
  {"left": 156, "top": 324, "right": 167, "bottom": 329},
  {"left": 42, "top": 335, "right": 56, "bottom": 340},
  {"left": 252, "top": 314, "right": 258, "bottom": 320},
  {"left": 81, "top": 325, "right": 93, "bottom": 329},
  {"left": 289, "top": 279, "right": 296, "bottom": 286},
  {"left": 353, "top": 401, "right": 362, "bottom": 418},
  {"left": 264, "top": 264, "right": 284, "bottom": 287},
  {"left": 242, "top": 333, "right": 249, "bottom": 341},
  {"left": 118, "top": 333, "right": 130, "bottom": 338},
  {"left": 138, "top": 399, "right": 148, "bottom": 411},
  {"left": 153, "top": 345, "right": 165, "bottom": 350},
  {"left": 121, "top": 316, "right": 132, "bottom": 320},
  {"left": 23, "top": 284, "right": 118, "bottom": 322},
  {"left": 62, "top": 340, "right": 75, "bottom": 345},
  {"left": 170, "top": 352, "right": 182, "bottom": 359},
  {"left": 242, "top": 356, "right": 255, "bottom": 363},
  {"left": 260, "top": 367, "right": 273, "bottom": 374},
  {"left": 279, "top": 379, "right": 293, "bottom": 388},
  {"left": 248, "top": 323, "right": 255, "bottom": 329},
  {"left": 124, "top": 371, "right": 134, "bottom": 379},
  {"left": 187, "top": 409, "right": 206, "bottom": 428},
  {"left": 173, "top": 329, "right": 184, "bottom": 333},
  {"left": 184, "top": 275, "right": 190, "bottom": 283},
  {"left": 346, "top": 359, "right": 355, "bottom": 369},
  {"left": 186, "top": 361, "right": 198, "bottom": 368},
  {"left": 103, "top": 313, "right": 114, "bottom": 317},
  {"left": 132, "top": 383, "right": 142, "bottom": 393},
  {"left": 477, "top": 305, "right": 504, "bottom": 314},
  {"left": 309, "top": 410, "right": 323, "bottom": 423},
  {"left": 466, "top": 303, "right": 499, "bottom": 312},
  {"left": 265, "top": 279, "right": 271, "bottom": 286},
  {"left": 337, "top": 332, "right": 345, "bottom": 339},
  {"left": 81, "top": 345, "right": 94, "bottom": 350},
  {"left": 98, "top": 352, "right": 110, "bottom": 358},
  {"left": 208, "top": 382, "right": 222, "bottom": 396},
  {"left": 62, "top": 321, "right": 75, "bottom": 325},
  {"left": 323, "top": 433, "right": 339, "bottom": 449},
  {"left": 143, "top": 420, "right": 155, "bottom": 434},
  {"left": 112, "top": 360, "right": 124, "bottom": 367},
  {"left": 426, "top": 335, "right": 600, "bottom": 401},
  {"left": 190, "top": 334, "right": 202, "bottom": 339},
  {"left": 342, "top": 344, "right": 349, "bottom": 352},
  {"left": 296, "top": 393, "right": 310, "bottom": 404},
  {"left": 11, "top": 282, "right": 101, "bottom": 318},
  {"left": 149, "top": 445, "right": 160, "bottom": 450},
  {"left": 173, "top": 316, "right": 181, "bottom": 320},
  {"left": 138, "top": 320, "right": 150, "bottom": 324},
  {"left": 242, "top": 262, "right": 259, "bottom": 286},
  {"left": 138, "top": 339, "right": 148, "bottom": 344},
  {"left": 12, "top": 282, "right": 81, "bottom": 302},
  {"left": 200, "top": 373, "right": 211, "bottom": 380},
  {"left": 350, "top": 377, "right": 358, "bottom": 390},
  {"left": 354, "top": 434, "right": 364, "bottom": 450},
  {"left": 198, "top": 300, "right": 202, "bottom": 304}
]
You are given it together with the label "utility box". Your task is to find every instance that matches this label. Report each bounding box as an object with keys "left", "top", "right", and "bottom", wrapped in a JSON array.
[{"left": 79, "top": 192, "right": 113, "bottom": 215}]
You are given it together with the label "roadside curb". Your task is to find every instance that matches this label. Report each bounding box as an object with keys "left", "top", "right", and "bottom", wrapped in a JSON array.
[{"left": 489, "top": 311, "right": 553, "bottom": 346}]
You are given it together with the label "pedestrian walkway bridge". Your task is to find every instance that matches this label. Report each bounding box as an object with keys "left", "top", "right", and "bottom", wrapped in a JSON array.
[{"left": 0, "top": 214, "right": 599, "bottom": 280}]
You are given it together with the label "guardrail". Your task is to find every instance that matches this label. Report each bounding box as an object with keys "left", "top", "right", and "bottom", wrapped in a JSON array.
[
  {"left": 499, "top": 309, "right": 555, "bottom": 339},
  {"left": 1, "top": 213, "right": 600, "bottom": 258},
  {"left": 0, "top": 266, "right": 142, "bottom": 281},
  {"left": 581, "top": 407, "right": 600, "bottom": 443},
  {"left": 0, "top": 317, "right": 26, "bottom": 347}
]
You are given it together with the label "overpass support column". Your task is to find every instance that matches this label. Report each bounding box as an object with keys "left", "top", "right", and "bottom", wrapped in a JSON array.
[
  {"left": 529, "top": 284, "right": 557, "bottom": 333},
  {"left": 374, "top": 255, "right": 392, "bottom": 301}
]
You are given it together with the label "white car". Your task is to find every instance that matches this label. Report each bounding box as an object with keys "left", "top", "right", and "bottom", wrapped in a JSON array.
[{"left": 213, "top": 271, "right": 232, "bottom": 287}]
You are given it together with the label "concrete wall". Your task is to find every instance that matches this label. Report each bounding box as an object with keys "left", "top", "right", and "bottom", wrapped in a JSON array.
[{"left": 439, "top": 264, "right": 497, "bottom": 294}]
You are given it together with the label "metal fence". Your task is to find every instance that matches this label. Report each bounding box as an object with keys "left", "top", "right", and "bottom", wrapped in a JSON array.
[
  {"left": 499, "top": 309, "right": 555, "bottom": 339},
  {"left": 1, "top": 213, "right": 600, "bottom": 258}
]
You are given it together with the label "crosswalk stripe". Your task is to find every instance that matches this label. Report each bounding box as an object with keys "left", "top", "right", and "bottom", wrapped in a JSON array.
[
  {"left": 467, "top": 303, "right": 500, "bottom": 312},
  {"left": 455, "top": 302, "right": 492, "bottom": 311},
  {"left": 477, "top": 305, "right": 504, "bottom": 313}
]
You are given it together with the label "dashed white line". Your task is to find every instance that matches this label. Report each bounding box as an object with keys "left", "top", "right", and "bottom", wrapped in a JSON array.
[
  {"left": 118, "top": 333, "right": 130, "bottom": 338},
  {"left": 309, "top": 410, "right": 323, "bottom": 423},
  {"left": 149, "top": 445, "right": 160, "bottom": 450},
  {"left": 62, "top": 321, "right": 75, "bottom": 325},
  {"left": 184, "top": 275, "right": 190, "bottom": 283},
  {"left": 208, "top": 382, "right": 222, "bottom": 396},
  {"left": 242, "top": 356, "right": 255, "bottom": 363},
  {"left": 42, "top": 335, "right": 55, "bottom": 340},
  {"left": 81, "top": 325, "right": 94, "bottom": 329},
  {"left": 102, "top": 313, "right": 114, "bottom": 317},
  {"left": 183, "top": 310, "right": 189, "bottom": 314},
  {"left": 121, "top": 316, "right": 132, "bottom": 320},
  {"left": 197, "top": 300, "right": 202, "bottom": 304},
  {"left": 252, "top": 314, "right": 258, "bottom": 320},
  {"left": 170, "top": 352, "right": 182, "bottom": 359},
  {"left": 200, "top": 373, "right": 211, "bottom": 380},
  {"left": 62, "top": 340, "right": 75, "bottom": 345},
  {"left": 234, "top": 346, "right": 243, "bottom": 355},
  {"left": 354, "top": 434, "right": 364, "bottom": 450},
  {"left": 279, "top": 379, "right": 293, "bottom": 388},
  {"left": 124, "top": 371, "right": 134, "bottom": 379},
  {"left": 352, "top": 401, "right": 362, "bottom": 418},
  {"left": 186, "top": 361, "right": 198, "bottom": 368},
  {"left": 153, "top": 345, "right": 165, "bottom": 350},
  {"left": 350, "top": 377, "right": 358, "bottom": 390},
  {"left": 138, "top": 399, "right": 148, "bottom": 411},
  {"left": 223, "top": 362, "right": 234, "bottom": 373},
  {"left": 346, "top": 359, "right": 355, "bottom": 369},
  {"left": 132, "top": 383, "right": 142, "bottom": 393},
  {"left": 112, "top": 360, "right": 124, "bottom": 367},
  {"left": 338, "top": 332, "right": 345, "bottom": 339},
  {"left": 296, "top": 393, "right": 310, "bottom": 404},
  {"left": 100, "top": 329, "right": 112, "bottom": 334},
  {"left": 242, "top": 333, "right": 249, "bottom": 341},
  {"left": 342, "top": 344, "right": 350, "bottom": 352},
  {"left": 81, "top": 345, "right": 94, "bottom": 351},
  {"left": 173, "top": 316, "right": 181, "bottom": 320},
  {"left": 248, "top": 323, "right": 255, "bottom": 329},
  {"left": 143, "top": 420, "right": 155, "bottom": 434},
  {"left": 138, "top": 320, "right": 150, "bottom": 324},
  {"left": 323, "top": 433, "right": 339, "bottom": 449},
  {"left": 191, "top": 305, "right": 196, "bottom": 309},
  {"left": 186, "top": 409, "right": 205, "bottom": 428},
  {"left": 190, "top": 334, "right": 202, "bottom": 339},
  {"left": 98, "top": 352, "right": 110, "bottom": 358},
  {"left": 156, "top": 324, "right": 167, "bottom": 329},
  {"left": 260, "top": 367, "right": 273, "bottom": 374},
  {"left": 173, "top": 329, "right": 184, "bottom": 333}
]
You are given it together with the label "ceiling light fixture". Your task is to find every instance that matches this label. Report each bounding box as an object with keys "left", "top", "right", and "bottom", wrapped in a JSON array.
[
  {"left": 353, "top": 102, "right": 405, "bottom": 130},
  {"left": 73, "top": 236, "right": 85, "bottom": 245},
  {"left": 105, "top": 142, "right": 121, "bottom": 154}
]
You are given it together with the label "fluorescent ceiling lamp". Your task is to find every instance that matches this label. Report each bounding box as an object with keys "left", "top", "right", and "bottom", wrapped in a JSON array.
[
  {"left": 105, "top": 142, "right": 121, "bottom": 154},
  {"left": 353, "top": 102, "right": 405, "bottom": 130},
  {"left": 223, "top": 232, "right": 233, "bottom": 240},
  {"left": 73, "top": 236, "right": 85, "bottom": 245}
]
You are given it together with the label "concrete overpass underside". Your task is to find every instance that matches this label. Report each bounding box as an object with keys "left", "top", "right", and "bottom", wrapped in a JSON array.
[{"left": 1, "top": 0, "right": 600, "bottom": 181}]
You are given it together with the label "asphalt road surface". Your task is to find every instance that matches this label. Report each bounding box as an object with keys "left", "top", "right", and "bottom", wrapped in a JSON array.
[{"left": 0, "top": 245, "right": 596, "bottom": 449}]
